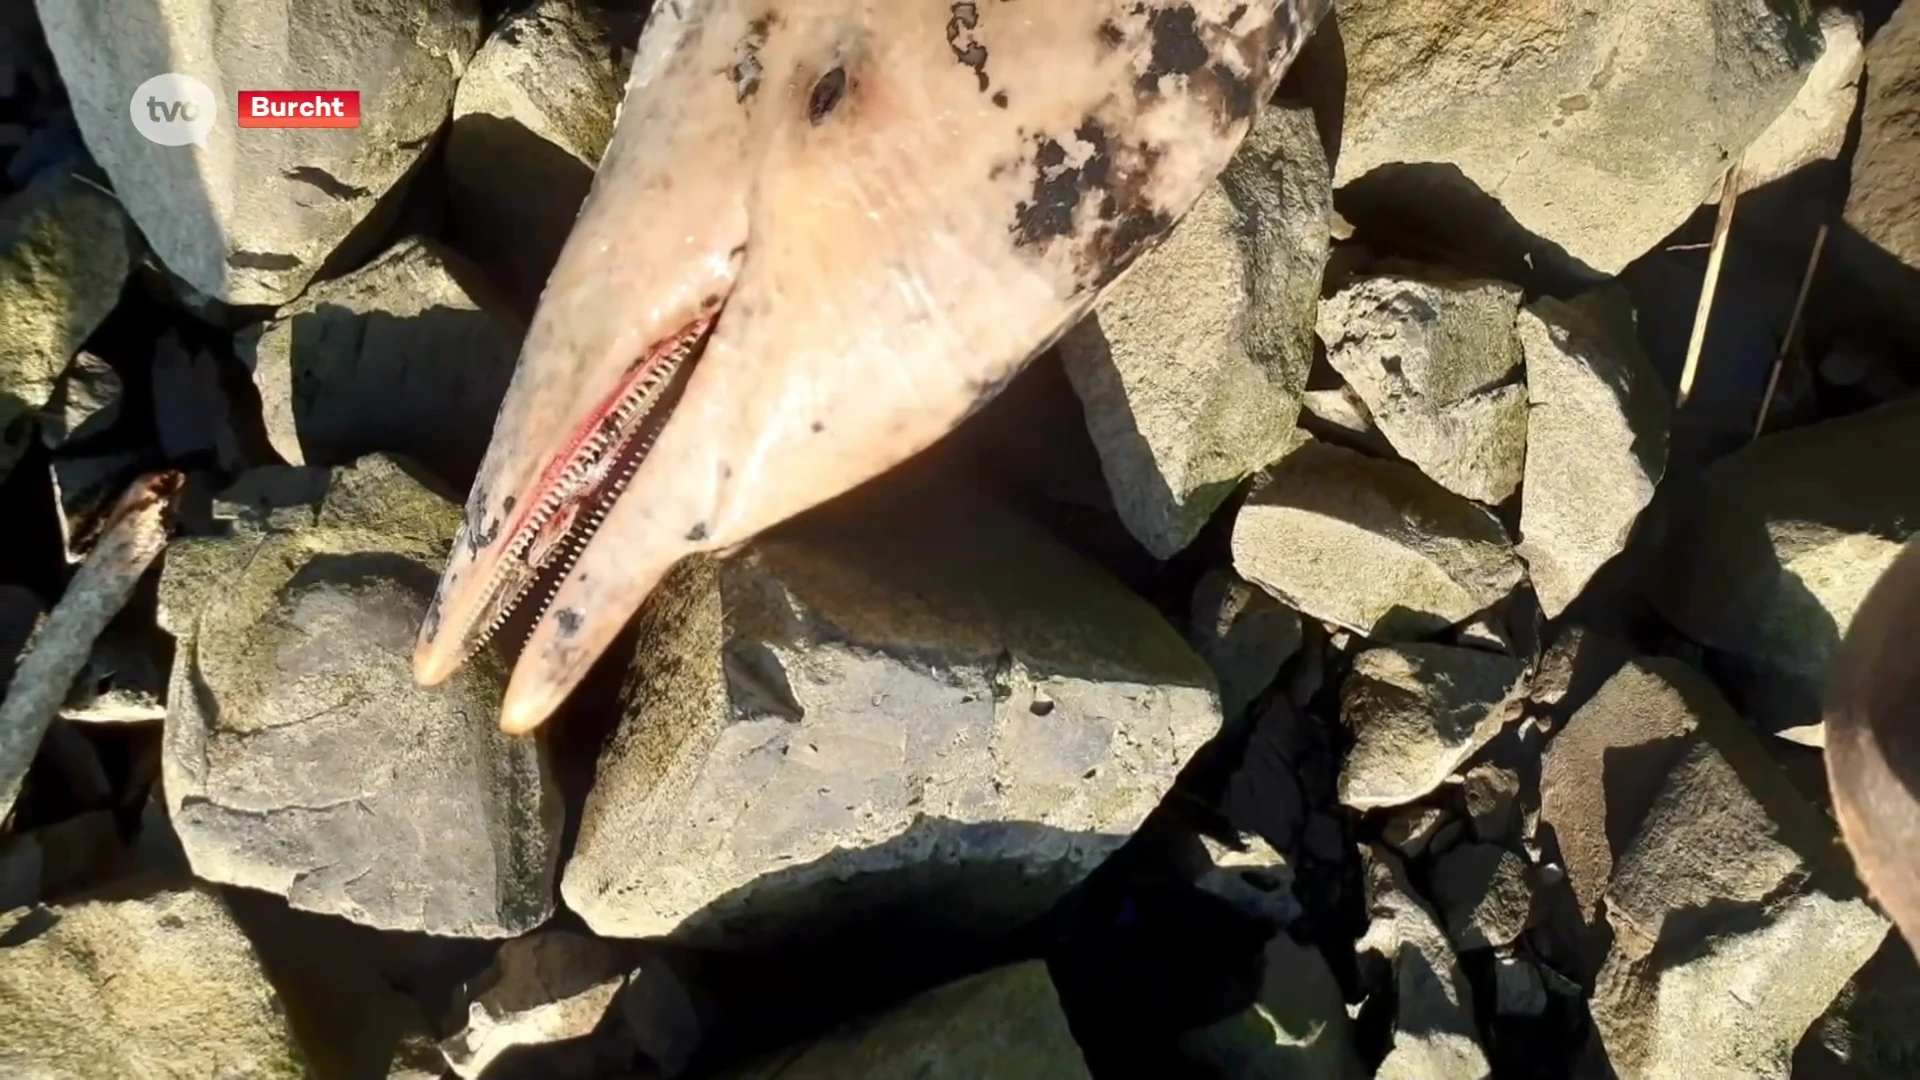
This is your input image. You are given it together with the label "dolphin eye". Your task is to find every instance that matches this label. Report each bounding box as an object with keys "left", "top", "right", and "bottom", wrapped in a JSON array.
[{"left": 808, "top": 66, "right": 848, "bottom": 124}]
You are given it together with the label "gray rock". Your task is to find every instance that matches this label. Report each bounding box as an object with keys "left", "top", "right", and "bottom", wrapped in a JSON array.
[
  {"left": 150, "top": 330, "right": 246, "bottom": 470},
  {"left": 561, "top": 487, "right": 1218, "bottom": 942},
  {"left": 1316, "top": 273, "right": 1527, "bottom": 504},
  {"left": 1339, "top": 642, "right": 1527, "bottom": 810},
  {"left": 719, "top": 961, "right": 1090, "bottom": 1080},
  {"left": 0, "top": 883, "right": 307, "bottom": 1079},
  {"left": 1059, "top": 99, "right": 1329, "bottom": 558},
  {"left": 1188, "top": 568, "right": 1302, "bottom": 720},
  {"left": 1841, "top": 0, "right": 1920, "bottom": 325},
  {"left": 1494, "top": 954, "right": 1549, "bottom": 1018},
  {"left": 1739, "top": 8, "right": 1864, "bottom": 193},
  {"left": 1299, "top": 384, "right": 1397, "bottom": 458},
  {"left": 442, "top": 931, "right": 628, "bottom": 1079},
  {"left": 35, "top": 0, "right": 480, "bottom": 305},
  {"left": 1193, "top": 833, "right": 1303, "bottom": 929},
  {"left": 238, "top": 237, "right": 524, "bottom": 489},
  {"left": 1515, "top": 288, "right": 1669, "bottom": 617},
  {"left": 38, "top": 350, "right": 120, "bottom": 449},
  {"left": 1382, "top": 805, "right": 1450, "bottom": 859},
  {"left": 447, "top": 0, "right": 620, "bottom": 314},
  {"left": 159, "top": 455, "right": 562, "bottom": 936},
  {"left": 1430, "top": 842, "right": 1534, "bottom": 951},
  {"left": 1795, "top": 935, "right": 1920, "bottom": 1080},
  {"left": 1357, "top": 848, "right": 1491, "bottom": 1080},
  {"left": 1587, "top": 665, "right": 1890, "bottom": 1076},
  {"left": 1463, "top": 762, "right": 1520, "bottom": 841},
  {"left": 0, "top": 171, "right": 134, "bottom": 476},
  {"left": 1233, "top": 441, "right": 1524, "bottom": 641},
  {"left": 1538, "top": 657, "right": 1709, "bottom": 937},
  {"left": 1335, "top": 0, "right": 1823, "bottom": 274},
  {"left": 1658, "top": 396, "right": 1920, "bottom": 743},
  {"left": 1180, "top": 931, "right": 1367, "bottom": 1080}
]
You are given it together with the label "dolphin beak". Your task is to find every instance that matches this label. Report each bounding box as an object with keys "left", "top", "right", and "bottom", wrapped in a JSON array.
[{"left": 416, "top": 0, "right": 1332, "bottom": 735}]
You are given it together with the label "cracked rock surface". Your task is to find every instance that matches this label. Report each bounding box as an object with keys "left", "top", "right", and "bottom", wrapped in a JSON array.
[
  {"left": 562, "top": 485, "right": 1219, "bottom": 943},
  {"left": 158, "top": 455, "right": 561, "bottom": 936}
]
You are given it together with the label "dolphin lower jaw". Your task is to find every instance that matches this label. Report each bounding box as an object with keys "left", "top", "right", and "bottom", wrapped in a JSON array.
[{"left": 413, "top": 309, "right": 722, "bottom": 688}]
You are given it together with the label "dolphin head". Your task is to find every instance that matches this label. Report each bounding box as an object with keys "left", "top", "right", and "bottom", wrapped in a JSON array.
[{"left": 414, "top": 0, "right": 1328, "bottom": 733}]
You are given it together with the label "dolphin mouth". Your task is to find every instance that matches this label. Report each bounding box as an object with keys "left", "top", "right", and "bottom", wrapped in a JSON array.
[{"left": 427, "top": 309, "right": 722, "bottom": 678}]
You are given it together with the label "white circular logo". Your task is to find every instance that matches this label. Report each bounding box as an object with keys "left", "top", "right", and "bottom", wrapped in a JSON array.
[{"left": 129, "top": 73, "right": 217, "bottom": 147}]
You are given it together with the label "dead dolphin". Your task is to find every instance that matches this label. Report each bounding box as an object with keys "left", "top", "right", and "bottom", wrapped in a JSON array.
[{"left": 414, "top": 0, "right": 1331, "bottom": 734}]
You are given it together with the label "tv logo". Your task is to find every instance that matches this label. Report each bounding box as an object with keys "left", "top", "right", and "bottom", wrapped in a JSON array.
[{"left": 129, "top": 72, "right": 216, "bottom": 147}]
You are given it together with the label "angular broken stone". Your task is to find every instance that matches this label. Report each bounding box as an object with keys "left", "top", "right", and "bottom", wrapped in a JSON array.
[
  {"left": 1840, "top": 0, "right": 1920, "bottom": 324},
  {"left": 35, "top": 0, "right": 481, "bottom": 304},
  {"left": 1462, "top": 762, "right": 1520, "bottom": 841},
  {"left": 1590, "top": 710, "right": 1890, "bottom": 1076},
  {"left": 1187, "top": 568, "right": 1302, "bottom": 720},
  {"left": 1233, "top": 441, "right": 1524, "bottom": 641},
  {"left": 1739, "top": 8, "right": 1864, "bottom": 193},
  {"left": 238, "top": 237, "right": 524, "bottom": 489},
  {"left": 442, "top": 931, "right": 629, "bottom": 1080},
  {"left": 150, "top": 330, "right": 245, "bottom": 470},
  {"left": 1316, "top": 272, "right": 1527, "bottom": 504},
  {"left": 1658, "top": 396, "right": 1920, "bottom": 742},
  {"left": 1338, "top": 642, "right": 1527, "bottom": 810},
  {"left": 1335, "top": 0, "right": 1823, "bottom": 273},
  {"left": 0, "top": 884, "right": 307, "bottom": 1079},
  {"left": 159, "top": 455, "right": 562, "bottom": 936},
  {"left": 561, "top": 487, "right": 1218, "bottom": 942},
  {"left": 1494, "top": 954, "right": 1549, "bottom": 1018},
  {"left": 1538, "top": 657, "right": 1708, "bottom": 934},
  {"left": 1180, "top": 931, "right": 1367, "bottom": 1080},
  {"left": 1382, "top": 805, "right": 1450, "bottom": 859},
  {"left": 1429, "top": 842, "right": 1534, "bottom": 951},
  {"left": 0, "top": 171, "right": 134, "bottom": 475},
  {"left": 37, "top": 349, "right": 120, "bottom": 449},
  {"left": 1298, "top": 384, "right": 1396, "bottom": 458},
  {"left": 1059, "top": 99, "right": 1330, "bottom": 558},
  {"left": 447, "top": 0, "right": 620, "bottom": 314},
  {"left": 1357, "top": 848, "right": 1491, "bottom": 1080},
  {"left": 717, "top": 962, "right": 1090, "bottom": 1079},
  {"left": 1515, "top": 288, "right": 1669, "bottom": 617}
]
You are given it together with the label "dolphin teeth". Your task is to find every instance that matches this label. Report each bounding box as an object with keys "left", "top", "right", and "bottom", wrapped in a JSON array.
[{"left": 456, "top": 312, "right": 719, "bottom": 664}]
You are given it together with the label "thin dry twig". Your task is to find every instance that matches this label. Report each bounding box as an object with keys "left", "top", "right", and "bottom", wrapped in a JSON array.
[
  {"left": 1678, "top": 156, "right": 1746, "bottom": 408},
  {"left": 1753, "top": 223, "right": 1831, "bottom": 441},
  {"left": 0, "top": 471, "right": 183, "bottom": 821}
]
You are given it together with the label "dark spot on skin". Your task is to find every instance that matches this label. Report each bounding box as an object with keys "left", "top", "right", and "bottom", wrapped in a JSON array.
[
  {"left": 993, "top": 91, "right": 1008, "bottom": 108},
  {"left": 556, "top": 608, "right": 582, "bottom": 637},
  {"left": 811, "top": 420, "right": 825, "bottom": 433},
  {"left": 1091, "top": 207, "right": 1174, "bottom": 289},
  {"left": 687, "top": 523, "right": 709, "bottom": 542},
  {"left": 466, "top": 514, "right": 500, "bottom": 555},
  {"left": 502, "top": 495, "right": 517, "bottom": 517},
  {"left": 1098, "top": 20, "right": 1125, "bottom": 47},
  {"left": 421, "top": 590, "right": 443, "bottom": 642},
  {"left": 808, "top": 67, "right": 848, "bottom": 124},
  {"left": 1202, "top": 62, "right": 1255, "bottom": 123},
  {"left": 1228, "top": 3, "right": 1248, "bottom": 26},
  {"left": 730, "top": 16, "right": 776, "bottom": 102},
  {"left": 947, "top": 2, "right": 991, "bottom": 92},
  {"left": 1010, "top": 121, "right": 1115, "bottom": 249},
  {"left": 1136, "top": 6, "right": 1209, "bottom": 96}
]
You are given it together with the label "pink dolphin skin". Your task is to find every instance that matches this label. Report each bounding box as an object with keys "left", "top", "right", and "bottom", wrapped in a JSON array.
[{"left": 413, "top": 0, "right": 1330, "bottom": 734}]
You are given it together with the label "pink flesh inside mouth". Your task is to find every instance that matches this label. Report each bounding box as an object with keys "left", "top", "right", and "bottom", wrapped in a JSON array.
[{"left": 450, "top": 310, "right": 721, "bottom": 668}]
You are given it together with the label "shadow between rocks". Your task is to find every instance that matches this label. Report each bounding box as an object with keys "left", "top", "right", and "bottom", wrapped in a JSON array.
[
  {"left": 1334, "top": 162, "right": 1606, "bottom": 297},
  {"left": 445, "top": 113, "right": 598, "bottom": 320}
]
